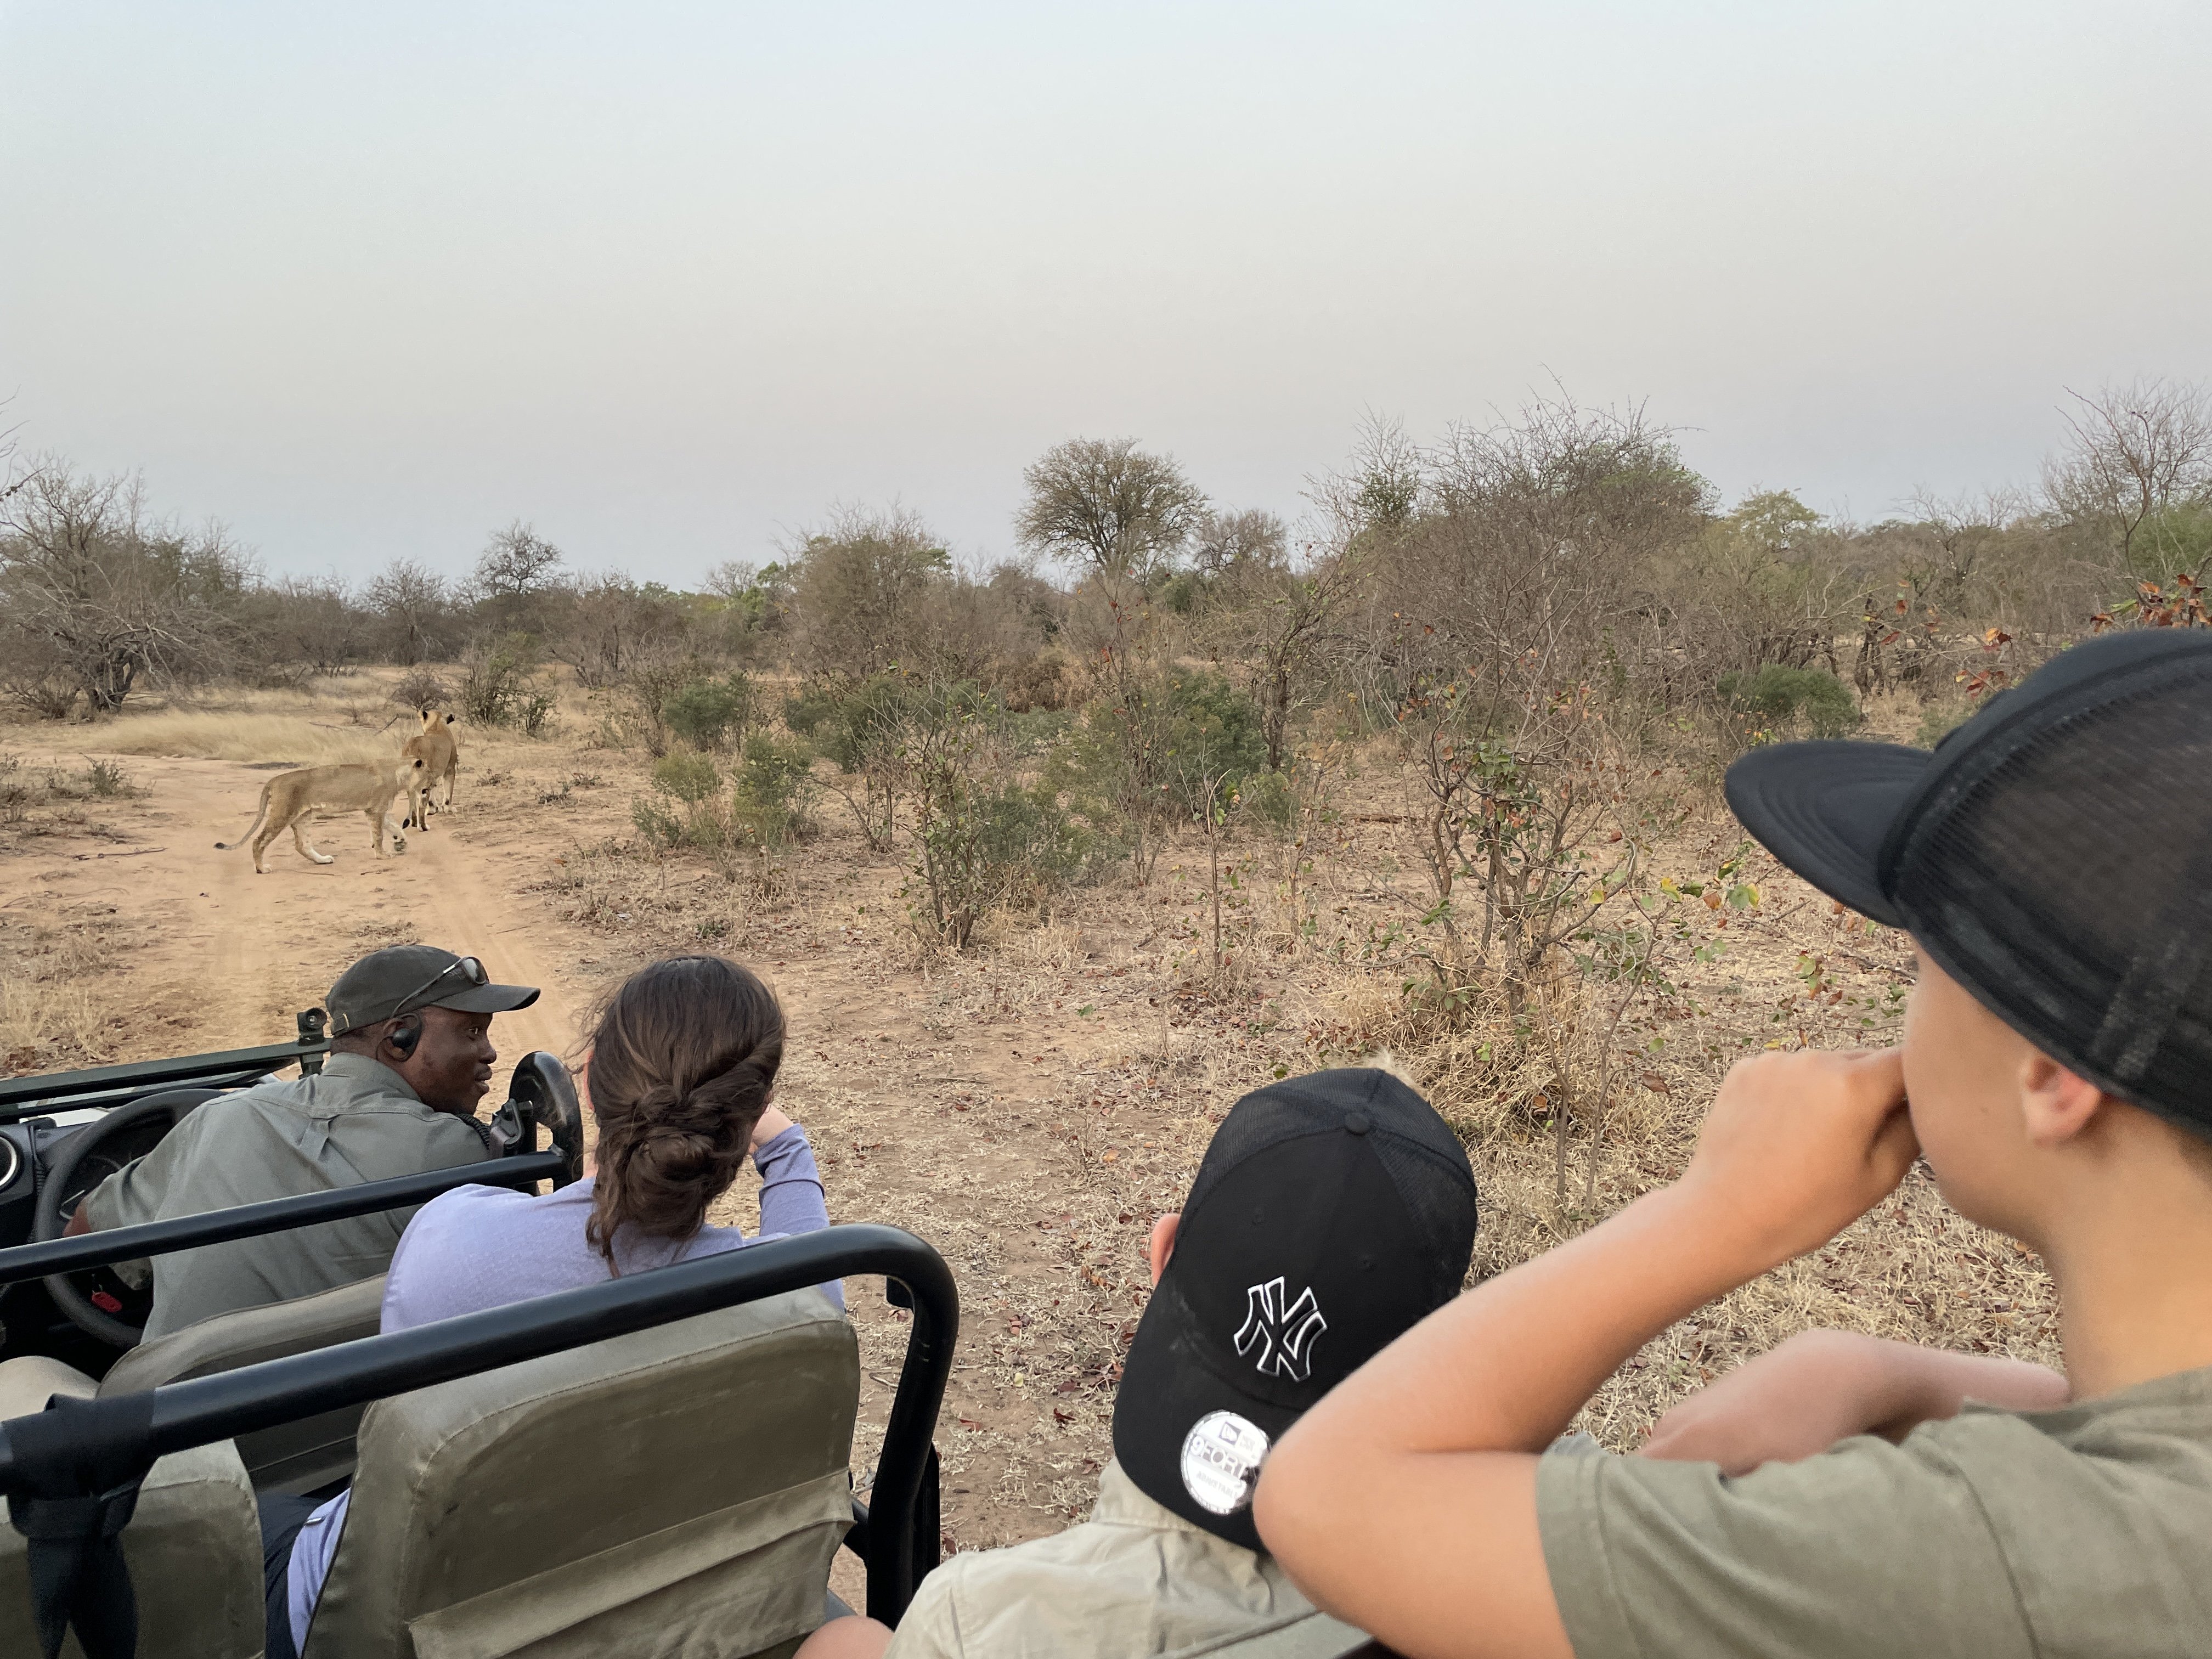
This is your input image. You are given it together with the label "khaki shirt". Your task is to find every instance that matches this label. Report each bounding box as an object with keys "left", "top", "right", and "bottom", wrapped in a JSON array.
[
  {"left": 885, "top": 1458, "right": 1368, "bottom": 1659},
  {"left": 1539, "top": 1363, "right": 2212, "bottom": 1657},
  {"left": 83, "top": 1053, "right": 490, "bottom": 1339}
]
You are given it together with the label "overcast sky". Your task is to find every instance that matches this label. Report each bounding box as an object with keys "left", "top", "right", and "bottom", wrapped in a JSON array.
[{"left": 3, "top": 2, "right": 2207, "bottom": 584}]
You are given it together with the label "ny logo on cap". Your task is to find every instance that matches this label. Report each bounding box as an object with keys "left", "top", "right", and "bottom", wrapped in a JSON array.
[{"left": 1234, "top": 1277, "right": 1328, "bottom": 1381}]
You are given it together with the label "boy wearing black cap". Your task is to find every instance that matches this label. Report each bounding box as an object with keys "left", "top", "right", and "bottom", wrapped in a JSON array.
[
  {"left": 1256, "top": 629, "right": 2212, "bottom": 1657},
  {"left": 59, "top": 944, "right": 538, "bottom": 1339},
  {"left": 803, "top": 1068, "right": 1479, "bottom": 1659}
]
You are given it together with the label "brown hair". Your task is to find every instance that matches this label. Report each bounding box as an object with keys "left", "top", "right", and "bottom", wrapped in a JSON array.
[{"left": 580, "top": 955, "right": 785, "bottom": 1266}]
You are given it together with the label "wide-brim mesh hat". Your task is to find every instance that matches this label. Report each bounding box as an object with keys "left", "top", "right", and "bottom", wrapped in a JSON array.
[{"left": 1725, "top": 629, "right": 2212, "bottom": 1136}]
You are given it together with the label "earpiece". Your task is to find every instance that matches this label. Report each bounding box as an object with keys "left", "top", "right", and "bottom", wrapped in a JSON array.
[{"left": 387, "top": 1015, "right": 424, "bottom": 1060}]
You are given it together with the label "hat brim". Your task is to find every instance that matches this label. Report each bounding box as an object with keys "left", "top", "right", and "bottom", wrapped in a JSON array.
[
  {"left": 1723, "top": 741, "right": 1930, "bottom": 929},
  {"left": 417, "top": 983, "right": 540, "bottom": 1017},
  {"left": 1110, "top": 1272, "right": 1299, "bottom": 1554}
]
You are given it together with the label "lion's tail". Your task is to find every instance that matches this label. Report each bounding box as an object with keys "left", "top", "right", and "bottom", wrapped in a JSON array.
[{"left": 214, "top": 781, "right": 274, "bottom": 850}]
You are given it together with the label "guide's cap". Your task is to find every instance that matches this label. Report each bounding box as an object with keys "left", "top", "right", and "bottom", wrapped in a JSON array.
[
  {"left": 1111, "top": 1068, "right": 1477, "bottom": 1551},
  {"left": 1725, "top": 629, "right": 2212, "bottom": 1135},
  {"left": 326, "top": 945, "right": 539, "bottom": 1037}
]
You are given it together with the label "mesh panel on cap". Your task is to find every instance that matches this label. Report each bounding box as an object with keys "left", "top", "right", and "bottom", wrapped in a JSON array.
[{"left": 1893, "top": 659, "right": 2212, "bottom": 1134}]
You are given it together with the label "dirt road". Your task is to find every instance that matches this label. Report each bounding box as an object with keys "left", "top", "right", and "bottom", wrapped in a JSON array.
[
  {"left": 2, "top": 752, "right": 582, "bottom": 1085},
  {"left": 1, "top": 740, "right": 1289, "bottom": 1552}
]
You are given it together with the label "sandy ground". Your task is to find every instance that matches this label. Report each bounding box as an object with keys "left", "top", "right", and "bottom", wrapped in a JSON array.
[{"left": 0, "top": 710, "right": 2064, "bottom": 1575}]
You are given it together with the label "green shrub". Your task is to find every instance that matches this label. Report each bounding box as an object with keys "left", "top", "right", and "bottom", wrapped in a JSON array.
[
  {"left": 664, "top": 673, "right": 756, "bottom": 751},
  {"left": 1158, "top": 670, "right": 1270, "bottom": 811},
  {"left": 1717, "top": 664, "right": 1860, "bottom": 738},
  {"left": 913, "top": 778, "right": 1090, "bottom": 949},
  {"left": 634, "top": 752, "right": 731, "bottom": 851},
  {"left": 652, "top": 751, "right": 721, "bottom": 804},
  {"left": 1233, "top": 767, "right": 1295, "bottom": 832},
  {"left": 730, "top": 733, "right": 817, "bottom": 848}
]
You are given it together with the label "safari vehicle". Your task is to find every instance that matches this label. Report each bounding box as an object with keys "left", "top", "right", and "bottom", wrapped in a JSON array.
[{"left": 0, "top": 1019, "right": 956, "bottom": 1658}]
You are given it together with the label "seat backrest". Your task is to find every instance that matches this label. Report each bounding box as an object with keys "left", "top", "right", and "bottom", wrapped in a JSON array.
[
  {"left": 0, "top": 1358, "right": 261, "bottom": 1659},
  {"left": 304, "top": 1285, "right": 858, "bottom": 1659},
  {"left": 100, "top": 1274, "right": 387, "bottom": 1493}
]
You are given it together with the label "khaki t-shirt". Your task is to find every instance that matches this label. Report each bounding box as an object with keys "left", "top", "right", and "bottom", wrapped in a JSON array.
[
  {"left": 1538, "top": 1364, "right": 2212, "bottom": 1657},
  {"left": 83, "top": 1053, "right": 489, "bottom": 1339}
]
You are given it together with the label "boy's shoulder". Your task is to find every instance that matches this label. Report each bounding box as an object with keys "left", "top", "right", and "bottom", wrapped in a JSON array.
[
  {"left": 887, "top": 1460, "right": 1353, "bottom": 1659},
  {"left": 1539, "top": 1369, "right": 2212, "bottom": 1659}
]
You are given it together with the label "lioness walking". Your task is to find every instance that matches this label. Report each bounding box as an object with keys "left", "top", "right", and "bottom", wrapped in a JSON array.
[
  {"left": 215, "top": 758, "right": 424, "bottom": 873},
  {"left": 400, "top": 709, "right": 460, "bottom": 830}
]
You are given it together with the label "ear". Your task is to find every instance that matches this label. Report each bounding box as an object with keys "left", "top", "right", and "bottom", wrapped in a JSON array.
[
  {"left": 1148, "top": 1212, "right": 1181, "bottom": 1287},
  {"left": 2019, "top": 1051, "right": 2108, "bottom": 1148}
]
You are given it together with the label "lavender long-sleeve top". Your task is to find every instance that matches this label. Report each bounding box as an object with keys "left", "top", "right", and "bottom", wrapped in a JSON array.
[{"left": 287, "top": 1124, "right": 836, "bottom": 1649}]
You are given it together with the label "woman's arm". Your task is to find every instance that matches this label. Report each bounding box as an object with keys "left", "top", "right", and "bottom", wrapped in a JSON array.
[
  {"left": 752, "top": 1115, "right": 841, "bottom": 1311},
  {"left": 1252, "top": 1049, "right": 1920, "bottom": 1659}
]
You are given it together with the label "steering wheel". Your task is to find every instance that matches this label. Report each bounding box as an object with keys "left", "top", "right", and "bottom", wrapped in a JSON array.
[{"left": 32, "top": 1088, "right": 222, "bottom": 1348}]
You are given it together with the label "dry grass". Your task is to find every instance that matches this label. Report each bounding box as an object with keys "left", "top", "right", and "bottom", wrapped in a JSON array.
[{"left": 0, "top": 675, "right": 2068, "bottom": 1548}]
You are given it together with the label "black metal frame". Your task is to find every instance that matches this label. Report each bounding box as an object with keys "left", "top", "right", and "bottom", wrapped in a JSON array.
[
  {"left": 0, "top": 1010, "right": 331, "bottom": 1126},
  {"left": 0, "top": 1154, "right": 566, "bottom": 1287},
  {"left": 0, "top": 1193, "right": 956, "bottom": 1624}
]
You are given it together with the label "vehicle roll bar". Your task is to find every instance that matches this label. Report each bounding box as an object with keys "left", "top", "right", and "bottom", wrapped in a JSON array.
[
  {"left": 0, "top": 1224, "right": 957, "bottom": 1624},
  {"left": 0, "top": 1010, "right": 331, "bottom": 1124},
  {"left": 0, "top": 1153, "right": 568, "bottom": 1285}
]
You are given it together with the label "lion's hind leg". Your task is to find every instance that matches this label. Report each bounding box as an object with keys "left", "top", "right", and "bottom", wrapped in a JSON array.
[{"left": 289, "top": 810, "right": 336, "bottom": 866}]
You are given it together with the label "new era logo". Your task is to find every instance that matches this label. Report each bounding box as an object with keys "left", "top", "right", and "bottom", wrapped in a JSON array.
[{"left": 1234, "top": 1277, "right": 1327, "bottom": 1381}]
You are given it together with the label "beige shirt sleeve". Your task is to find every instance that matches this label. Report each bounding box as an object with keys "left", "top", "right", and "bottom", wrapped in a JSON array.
[
  {"left": 1537, "top": 1436, "right": 2033, "bottom": 1659},
  {"left": 879, "top": 1560, "right": 968, "bottom": 1659}
]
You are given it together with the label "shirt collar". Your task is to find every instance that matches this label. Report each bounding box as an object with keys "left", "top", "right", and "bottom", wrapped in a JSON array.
[
  {"left": 1091, "top": 1457, "right": 1242, "bottom": 1542},
  {"left": 319, "top": 1051, "right": 423, "bottom": 1102}
]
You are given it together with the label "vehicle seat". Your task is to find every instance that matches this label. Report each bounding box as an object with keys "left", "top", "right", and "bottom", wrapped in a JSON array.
[
  {"left": 303, "top": 1285, "right": 857, "bottom": 1659},
  {"left": 0, "top": 1357, "right": 261, "bottom": 1659},
  {"left": 100, "top": 1274, "right": 387, "bottom": 1494}
]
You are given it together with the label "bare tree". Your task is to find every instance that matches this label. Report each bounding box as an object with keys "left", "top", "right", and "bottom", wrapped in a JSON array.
[
  {"left": 1904, "top": 487, "right": 2028, "bottom": 607},
  {"left": 0, "top": 460, "right": 250, "bottom": 715},
  {"left": 786, "top": 505, "right": 953, "bottom": 677},
  {"left": 470, "top": 521, "right": 565, "bottom": 631},
  {"left": 1190, "top": 509, "right": 1288, "bottom": 577},
  {"left": 1014, "top": 437, "right": 1206, "bottom": 585},
  {"left": 256, "top": 575, "right": 366, "bottom": 677},
  {"left": 364, "top": 558, "right": 453, "bottom": 664},
  {"left": 2045, "top": 378, "right": 2212, "bottom": 573}
]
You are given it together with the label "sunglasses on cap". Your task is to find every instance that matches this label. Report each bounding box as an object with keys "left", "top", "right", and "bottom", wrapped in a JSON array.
[{"left": 392, "top": 954, "right": 487, "bottom": 1017}]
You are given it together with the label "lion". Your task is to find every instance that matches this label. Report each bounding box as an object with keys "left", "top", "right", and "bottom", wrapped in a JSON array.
[
  {"left": 215, "top": 758, "right": 424, "bottom": 873},
  {"left": 400, "top": 709, "right": 460, "bottom": 831}
]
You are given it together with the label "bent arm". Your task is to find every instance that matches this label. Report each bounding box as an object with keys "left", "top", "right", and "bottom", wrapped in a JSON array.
[
  {"left": 753, "top": 1122, "right": 841, "bottom": 1312},
  {"left": 1255, "top": 1186, "right": 1764, "bottom": 1659},
  {"left": 1253, "top": 1049, "right": 1919, "bottom": 1659}
]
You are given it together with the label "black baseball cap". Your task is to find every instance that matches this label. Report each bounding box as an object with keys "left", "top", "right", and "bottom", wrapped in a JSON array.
[
  {"left": 1111, "top": 1068, "right": 1479, "bottom": 1550},
  {"left": 1725, "top": 628, "right": 2212, "bottom": 1136},
  {"left": 326, "top": 945, "right": 539, "bottom": 1036}
]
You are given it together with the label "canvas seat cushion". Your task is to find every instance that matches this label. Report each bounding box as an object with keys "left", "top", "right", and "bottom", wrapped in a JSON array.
[
  {"left": 100, "top": 1274, "right": 387, "bottom": 1494},
  {"left": 304, "top": 1285, "right": 858, "bottom": 1659}
]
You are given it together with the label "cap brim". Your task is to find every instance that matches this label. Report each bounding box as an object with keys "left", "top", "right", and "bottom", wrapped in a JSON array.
[
  {"left": 1109, "top": 1273, "right": 1298, "bottom": 1554},
  {"left": 423, "top": 983, "right": 540, "bottom": 1016},
  {"left": 1723, "top": 741, "right": 1930, "bottom": 928}
]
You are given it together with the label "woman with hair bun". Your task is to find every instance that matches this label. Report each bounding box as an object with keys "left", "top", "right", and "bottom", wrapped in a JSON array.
[
  {"left": 382, "top": 952, "right": 839, "bottom": 1320},
  {"left": 263, "top": 956, "right": 835, "bottom": 1659}
]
